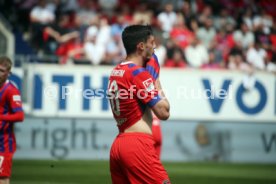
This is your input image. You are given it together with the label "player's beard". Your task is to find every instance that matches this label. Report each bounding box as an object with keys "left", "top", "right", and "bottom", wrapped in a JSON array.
[
  {"left": 0, "top": 74, "right": 8, "bottom": 87},
  {"left": 144, "top": 50, "right": 153, "bottom": 64},
  {"left": 0, "top": 78, "right": 5, "bottom": 87},
  {"left": 143, "top": 56, "right": 151, "bottom": 67}
]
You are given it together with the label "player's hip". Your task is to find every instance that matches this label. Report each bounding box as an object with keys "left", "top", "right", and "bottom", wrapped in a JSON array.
[{"left": 110, "top": 132, "right": 155, "bottom": 160}]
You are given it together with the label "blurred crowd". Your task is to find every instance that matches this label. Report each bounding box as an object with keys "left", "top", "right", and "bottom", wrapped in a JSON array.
[{"left": 0, "top": 0, "right": 276, "bottom": 74}]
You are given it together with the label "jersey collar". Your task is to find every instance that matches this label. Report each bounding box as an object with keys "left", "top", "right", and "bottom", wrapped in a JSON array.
[{"left": 120, "top": 61, "right": 135, "bottom": 65}]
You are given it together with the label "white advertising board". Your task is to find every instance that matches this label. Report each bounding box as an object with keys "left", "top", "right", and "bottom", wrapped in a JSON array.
[
  {"left": 10, "top": 65, "right": 275, "bottom": 122},
  {"left": 14, "top": 118, "right": 276, "bottom": 163}
]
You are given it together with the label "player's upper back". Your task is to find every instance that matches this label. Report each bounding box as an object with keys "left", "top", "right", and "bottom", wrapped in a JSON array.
[{"left": 108, "top": 62, "right": 161, "bottom": 132}]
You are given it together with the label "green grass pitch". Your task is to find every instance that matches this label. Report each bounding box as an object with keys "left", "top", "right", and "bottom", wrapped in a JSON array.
[{"left": 12, "top": 160, "right": 276, "bottom": 184}]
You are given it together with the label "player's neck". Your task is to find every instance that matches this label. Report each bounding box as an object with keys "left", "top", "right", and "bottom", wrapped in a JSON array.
[{"left": 126, "top": 55, "right": 143, "bottom": 67}]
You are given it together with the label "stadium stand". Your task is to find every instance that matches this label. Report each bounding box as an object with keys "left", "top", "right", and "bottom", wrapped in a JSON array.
[{"left": 0, "top": 0, "right": 275, "bottom": 73}]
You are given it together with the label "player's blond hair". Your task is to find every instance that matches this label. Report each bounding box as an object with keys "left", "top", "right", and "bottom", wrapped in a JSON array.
[{"left": 0, "top": 56, "right": 12, "bottom": 71}]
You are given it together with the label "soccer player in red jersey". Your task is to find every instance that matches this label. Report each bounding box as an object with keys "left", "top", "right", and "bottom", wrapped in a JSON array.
[
  {"left": 108, "top": 25, "right": 171, "bottom": 184},
  {"left": 147, "top": 54, "right": 163, "bottom": 159},
  {"left": 0, "top": 56, "right": 24, "bottom": 184}
]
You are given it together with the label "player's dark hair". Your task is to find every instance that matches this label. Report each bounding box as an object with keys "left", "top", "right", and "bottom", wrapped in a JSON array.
[
  {"left": 0, "top": 56, "right": 12, "bottom": 71},
  {"left": 122, "top": 25, "right": 153, "bottom": 55}
]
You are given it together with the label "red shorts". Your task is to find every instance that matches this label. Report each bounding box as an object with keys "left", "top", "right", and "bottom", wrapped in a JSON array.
[
  {"left": 0, "top": 153, "right": 13, "bottom": 178},
  {"left": 110, "top": 133, "right": 170, "bottom": 184}
]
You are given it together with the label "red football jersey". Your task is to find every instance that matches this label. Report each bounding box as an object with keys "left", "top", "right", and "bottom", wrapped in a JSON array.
[
  {"left": 0, "top": 81, "right": 23, "bottom": 153},
  {"left": 146, "top": 53, "right": 160, "bottom": 81},
  {"left": 108, "top": 62, "right": 161, "bottom": 132}
]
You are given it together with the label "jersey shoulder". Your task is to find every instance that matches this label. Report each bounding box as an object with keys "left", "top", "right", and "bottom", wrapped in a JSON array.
[
  {"left": 7, "top": 82, "right": 20, "bottom": 94},
  {"left": 0, "top": 81, "right": 19, "bottom": 95},
  {"left": 111, "top": 62, "right": 149, "bottom": 81},
  {"left": 146, "top": 54, "right": 160, "bottom": 80},
  {"left": 148, "top": 53, "right": 160, "bottom": 68}
]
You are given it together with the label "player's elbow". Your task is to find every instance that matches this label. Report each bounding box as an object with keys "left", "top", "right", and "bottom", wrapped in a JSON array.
[{"left": 158, "top": 110, "right": 170, "bottom": 120}]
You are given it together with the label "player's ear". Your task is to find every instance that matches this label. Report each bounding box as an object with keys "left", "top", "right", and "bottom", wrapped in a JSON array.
[{"left": 137, "top": 42, "right": 145, "bottom": 50}]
